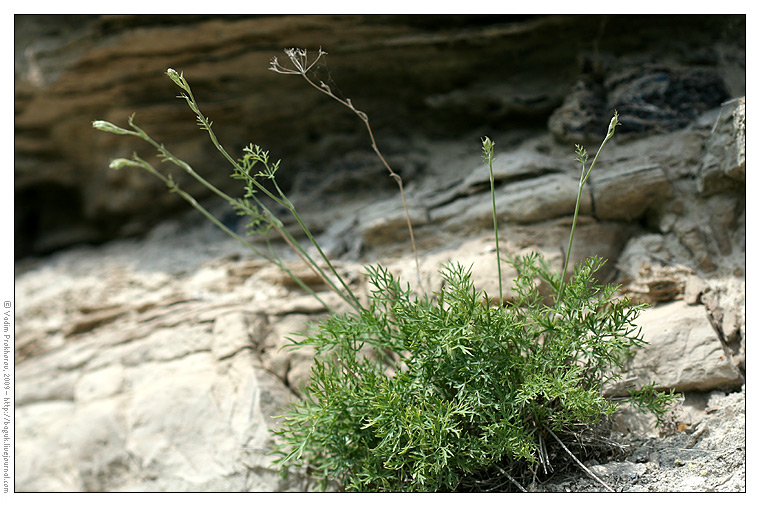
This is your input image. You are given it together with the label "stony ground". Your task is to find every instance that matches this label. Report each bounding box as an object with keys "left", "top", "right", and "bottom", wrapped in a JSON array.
[
  {"left": 536, "top": 388, "right": 745, "bottom": 492},
  {"left": 15, "top": 210, "right": 745, "bottom": 492}
]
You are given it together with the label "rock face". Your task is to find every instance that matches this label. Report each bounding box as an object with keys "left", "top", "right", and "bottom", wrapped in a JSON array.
[
  {"left": 605, "top": 300, "right": 744, "bottom": 394},
  {"left": 549, "top": 65, "right": 731, "bottom": 143},
  {"left": 14, "top": 14, "right": 744, "bottom": 492},
  {"left": 14, "top": 234, "right": 330, "bottom": 491},
  {"left": 14, "top": 14, "right": 744, "bottom": 257}
]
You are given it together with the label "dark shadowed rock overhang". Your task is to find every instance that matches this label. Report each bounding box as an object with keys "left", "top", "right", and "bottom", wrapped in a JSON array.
[{"left": 14, "top": 14, "right": 744, "bottom": 257}]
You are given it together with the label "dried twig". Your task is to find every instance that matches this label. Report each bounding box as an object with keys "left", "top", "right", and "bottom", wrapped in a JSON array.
[
  {"left": 493, "top": 464, "right": 528, "bottom": 493},
  {"left": 270, "top": 48, "right": 422, "bottom": 289},
  {"left": 545, "top": 426, "right": 615, "bottom": 492}
]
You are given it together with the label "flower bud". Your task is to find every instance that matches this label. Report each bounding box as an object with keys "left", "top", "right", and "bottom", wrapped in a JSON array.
[
  {"left": 607, "top": 111, "right": 621, "bottom": 137},
  {"left": 481, "top": 136, "right": 494, "bottom": 160},
  {"left": 166, "top": 68, "right": 184, "bottom": 88},
  {"left": 92, "top": 120, "right": 132, "bottom": 135},
  {"left": 109, "top": 158, "right": 141, "bottom": 171}
]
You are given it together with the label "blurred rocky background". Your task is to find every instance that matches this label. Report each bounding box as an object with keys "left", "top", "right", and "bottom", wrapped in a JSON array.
[{"left": 15, "top": 14, "right": 744, "bottom": 491}]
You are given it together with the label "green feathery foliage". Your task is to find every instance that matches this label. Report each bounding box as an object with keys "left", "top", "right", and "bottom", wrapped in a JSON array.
[{"left": 273, "top": 256, "right": 676, "bottom": 492}]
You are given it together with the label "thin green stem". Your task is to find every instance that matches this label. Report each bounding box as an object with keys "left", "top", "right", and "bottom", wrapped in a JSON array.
[
  {"left": 232, "top": 165, "right": 361, "bottom": 310},
  {"left": 102, "top": 117, "right": 346, "bottom": 312},
  {"left": 482, "top": 137, "right": 503, "bottom": 303},
  {"left": 556, "top": 112, "right": 620, "bottom": 306},
  {"left": 272, "top": 179, "right": 362, "bottom": 310},
  {"left": 271, "top": 50, "right": 422, "bottom": 290},
  {"left": 558, "top": 175, "right": 585, "bottom": 305},
  {"left": 128, "top": 155, "right": 335, "bottom": 312},
  {"left": 165, "top": 69, "right": 361, "bottom": 310},
  {"left": 128, "top": 118, "right": 247, "bottom": 207},
  {"left": 172, "top": 72, "right": 243, "bottom": 173}
]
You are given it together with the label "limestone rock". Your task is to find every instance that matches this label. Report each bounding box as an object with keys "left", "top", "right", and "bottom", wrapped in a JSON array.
[
  {"left": 588, "top": 462, "right": 647, "bottom": 483},
  {"left": 549, "top": 65, "right": 730, "bottom": 144},
  {"left": 211, "top": 311, "right": 266, "bottom": 361},
  {"left": 591, "top": 162, "right": 670, "bottom": 220},
  {"left": 62, "top": 398, "right": 131, "bottom": 492},
  {"left": 259, "top": 313, "right": 316, "bottom": 388},
  {"left": 676, "top": 219, "right": 717, "bottom": 273},
  {"left": 429, "top": 172, "right": 593, "bottom": 230},
  {"left": 461, "top": 150, "right": 564, "bottom": 192},
  {"left": 605, "top": 66, "right": 729, "bottom": 134},
  {"left": 620, "top": 261, "right": 694, "bottom": 305},
  {"left": 15, "top": 401, "right": 80, "bottom": 491},
  {"left": 73, "top": 364, "right": 126, "bottom": 404},
  {"left": 684, "top": 275, "right": 710, "bottom": 305},
  {"left": 547, "top": 75, "right": 607, "bottom": 144},
  {"left": 606, "top": 301, "right": 744, "bottom": 394},
  {"left": 727, "top": 97, "right": 746, "bottom": 181},
  {"left": 14, "top": 14, "right": 743, "bottom": 257},
  {"left": 698, "top": 97, "right": 746, "bottom": 195}
]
